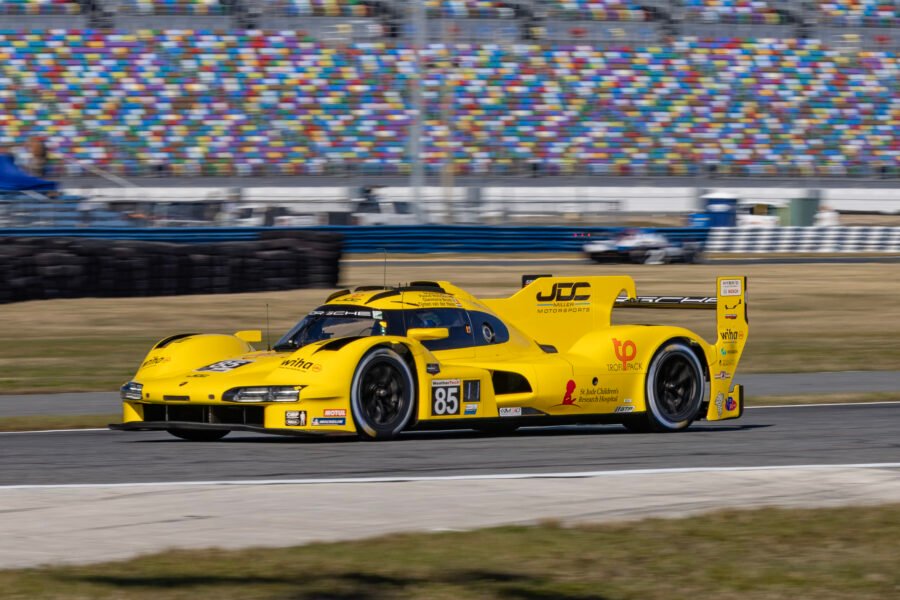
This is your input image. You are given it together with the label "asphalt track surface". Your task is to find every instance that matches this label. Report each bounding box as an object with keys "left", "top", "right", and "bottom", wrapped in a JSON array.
[
  {"left": 2, "top": 403, "right": 899, "bottom": 487},
  {"left": 4, "top": 371, "right": 900, "bottom": 417}
]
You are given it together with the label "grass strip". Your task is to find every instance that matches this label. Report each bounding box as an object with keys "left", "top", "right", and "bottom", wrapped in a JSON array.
[{"left": 1, "top": 504, "right": 898, "bottom": 599}]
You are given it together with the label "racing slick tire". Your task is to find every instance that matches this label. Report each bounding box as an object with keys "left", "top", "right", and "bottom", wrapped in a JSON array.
[
  {"left": 350, "top": 347, "right": 416, "bottom": 441},
  {"left": 632, "top": 341, "right": 706, "bottom": 433},
  {"left": 166, "top": 428, "right": 230, "bottom": 441}
]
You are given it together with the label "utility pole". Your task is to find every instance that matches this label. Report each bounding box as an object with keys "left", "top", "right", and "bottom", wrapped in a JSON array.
[
  {"left": 409, "top": 0, "right": 426, "bottom": 221},
  {"left": 440, "top": 20, "right": 455, "bottom": 224}
]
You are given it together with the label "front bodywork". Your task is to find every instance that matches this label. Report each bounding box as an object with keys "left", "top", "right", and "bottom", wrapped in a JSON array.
[{"left": 112, "top": 275, "right": 748, "bottom": 437}]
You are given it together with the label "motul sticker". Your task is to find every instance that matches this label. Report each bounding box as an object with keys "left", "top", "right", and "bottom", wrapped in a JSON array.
[{"left": 720, "top": 279, "right": 742, "bottom": 297}]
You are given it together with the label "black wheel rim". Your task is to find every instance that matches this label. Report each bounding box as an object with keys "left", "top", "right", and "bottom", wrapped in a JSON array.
[
  {"left": 654, "top": 353, "right": 699, "bottom": 422},
  {"left": 359, "top": 360, "right": 405, "bottom": 426}
]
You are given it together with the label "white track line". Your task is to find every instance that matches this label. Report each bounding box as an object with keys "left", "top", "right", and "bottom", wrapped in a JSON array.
[
  {"left": 3, "top": 463, "right": 900, "bottom": 491},
  {"left": 746, "top": 401, "right": 900, "bottom": 409},
  {"left": 0, "top": 428, "right": 109, "bottom": 435}
]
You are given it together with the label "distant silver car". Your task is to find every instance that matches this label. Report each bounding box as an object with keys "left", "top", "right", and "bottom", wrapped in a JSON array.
[{"left": 583, "top": 230, "right": 702, "bottom": 265}]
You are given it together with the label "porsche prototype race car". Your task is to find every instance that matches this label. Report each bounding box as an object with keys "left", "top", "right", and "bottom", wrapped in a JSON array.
[
  {"left": 583, "top": 229, "right": 702, "bottom": 264},
  {"left": 111, "top": 275, "right": 748, "bottom": 441}
]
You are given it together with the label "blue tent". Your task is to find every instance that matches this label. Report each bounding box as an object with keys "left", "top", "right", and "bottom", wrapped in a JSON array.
[{"left": 0, "top": 154, "right": 57, "bottom": 191}]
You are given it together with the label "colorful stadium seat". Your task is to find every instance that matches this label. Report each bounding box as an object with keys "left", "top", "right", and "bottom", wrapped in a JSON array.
[
  {"left": 819, "top": 0, "right": 898, "bottom": 27},
  {"left": 0, "top": 0, "right": 80, "bottom": 15},
  {"left": 0, "top": 32, "right": 897, "bottom": 178}
]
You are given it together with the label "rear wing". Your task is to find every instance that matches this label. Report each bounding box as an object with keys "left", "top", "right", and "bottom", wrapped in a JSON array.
[
  {"left": 522, "top": 274, "right": 748, "bottom": 422},
  {"left": 615, "top": 295, "right": 717, "bottom": 309}
]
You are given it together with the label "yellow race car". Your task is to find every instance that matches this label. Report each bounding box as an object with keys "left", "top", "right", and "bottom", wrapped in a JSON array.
[{"left": 111, "top": 275, "right": 748, "bottom": 441}]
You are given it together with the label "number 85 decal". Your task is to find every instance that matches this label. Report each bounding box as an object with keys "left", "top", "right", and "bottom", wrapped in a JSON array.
[{"left": 431, "top": 381, "right": 460, "bottom": 416}]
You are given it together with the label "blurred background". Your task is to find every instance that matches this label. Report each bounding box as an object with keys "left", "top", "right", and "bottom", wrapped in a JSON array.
[{"left": 0, "top": 0, "right": 897, "bottom": 231}]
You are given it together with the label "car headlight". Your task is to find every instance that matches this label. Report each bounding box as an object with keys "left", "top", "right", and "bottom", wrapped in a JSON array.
[
  {"left": 223, "top": 386, "right": 300, "bottom": 403},
  {"left": 121, "top": 381, "right": 143, "bottom": 401}
]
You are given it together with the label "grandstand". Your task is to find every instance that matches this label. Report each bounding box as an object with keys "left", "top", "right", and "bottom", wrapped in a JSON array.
[{"left": 0, "top": 0, "right": 897, "bottom": 183}]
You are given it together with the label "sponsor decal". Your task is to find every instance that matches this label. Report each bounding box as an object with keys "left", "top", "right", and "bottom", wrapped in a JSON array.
[
  {"left": 324, "top": 409, "right": 346, "bottom": 418},
  {"left": 714, "top": 370, "right": 731, "bottom": 380},
  {"left": 141, "top": 356, "right": 170, "bottom": 369},
  {"left": 608, "top": 339, "right": 641, "bottom": 372},
  {"left": 464, "top": 403, "right": 478, "bottom": 415},
  {"left": 312, "top": 417, "right": 346, "bottom": 426},
  {"left": 309, "top": 309, "right": 373, "bottom": 318},
  {"left": 280, "top": 358, "right": 322, "bottom": 372},
  {"left": 499, "top": 407, "right": 522, "bottom": 417},
  {"left": 536, "top": 282, "right": 591, "bottom": 314},
  {"left": 560, "top": 379, "right": 578, "bottom": 406},
  {"left": 577, "top": 387, "right": 619, "bottom": 403},
  {"left": 726, "top": 396, "right": 737, "bottom": 411},
  {"left": 720, "top": 279, "right": 742, "bottom": 297},
  {"left": 627, "top": 296, "right": 716, "bottom": 307},
  {"left": 186, "top": 373, "right": 209, "bottom": 378},
  {"left": 624, "top": 397, "right": 633, "bottom": 403},
  {"left": 715, "top": 392, "right": 724, "bottom": 418},
  {"left": 196, "top": 359, "right": 252, "bottom": 373},
  {"left": 426, "top": 363, "right": 441, "bottom": 375},
  {"left": 285, "top": 410, "right": 307, "bottom": 426},
  {"left": 432, "top": 379, "right": 461, "bottom": 416},
  {"left": 719, "top": 329, "right": 745, "bottom": 343},
  {"left": 614, "top": 406, "right": 634, "bottom": 413},
  {"left": 725, "top": 314, "right": 738, "bottom": 320}
]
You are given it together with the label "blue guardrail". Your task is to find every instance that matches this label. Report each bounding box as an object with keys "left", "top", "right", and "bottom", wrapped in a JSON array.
[{"left": 0, "top": 226, "right": 710, "bottom": 253}]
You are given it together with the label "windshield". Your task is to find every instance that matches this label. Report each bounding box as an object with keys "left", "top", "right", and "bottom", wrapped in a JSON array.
[{"left": 273, "top": 306, "right": 394, "bottom": 351}]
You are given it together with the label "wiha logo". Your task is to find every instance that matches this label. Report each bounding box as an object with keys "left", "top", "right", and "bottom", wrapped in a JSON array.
[
  {"left": 281, "top": 358, "right": 321, "bottom": 372},
  {"left": 720, "top": 329, "right": 745, "bottom": 343},
  {"left": 536, "top": 282, "right": 590, "bottom": 302},
  {"left": 612, "top": 338, "right": 638, "bottom": 371}
]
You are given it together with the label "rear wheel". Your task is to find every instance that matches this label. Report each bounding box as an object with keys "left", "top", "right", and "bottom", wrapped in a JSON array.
[
  {"left": 634, "top": 341, "right": 705, "bottom": 432},
  {"left": 350, "top": 347, "right": 416, "bottom": 440},
  {"left": 166, "top": 428, "right": 229, "bottom": 441}
]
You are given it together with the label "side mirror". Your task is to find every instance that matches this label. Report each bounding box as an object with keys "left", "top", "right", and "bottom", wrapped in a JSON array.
[
  {"left": 406, "top": 327, "right": 449, "bottom": 342},
  {"left": 234, "top": 330, "right": 263, "bottom": 343}
]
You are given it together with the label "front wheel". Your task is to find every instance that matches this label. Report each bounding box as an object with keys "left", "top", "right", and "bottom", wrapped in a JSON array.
[
  {"left": 639, "top": 341, "right": 706, "bottom": 432},
  {"left": 350, "top": 347, "right": 416, "bottom": 441},
  {"left": 166, "top": 428, "right": 229, "bottom": 441}
]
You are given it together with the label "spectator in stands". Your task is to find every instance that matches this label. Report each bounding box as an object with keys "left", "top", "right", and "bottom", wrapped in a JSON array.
[{"left": 28, "top": 137, "right": 48, "bottom": 177}]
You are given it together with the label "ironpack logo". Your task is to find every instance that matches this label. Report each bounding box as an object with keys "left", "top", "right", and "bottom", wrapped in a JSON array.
[
  {"left": 608, "top": 338, "right": 640, "bottom": 372},
  {"left": 536, "top": 282, "right": 591, "bottom": 314}
]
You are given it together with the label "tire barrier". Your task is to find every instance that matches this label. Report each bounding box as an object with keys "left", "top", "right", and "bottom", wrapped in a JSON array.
[
  {"left": 0, "top": 226, "right": 709, "bottom": 253},
  {"left": 0, "top": 233, "right": 342, "bottom": 304},
  {"left": 705, "top": 227, "right": 900, "bottom": 253}
]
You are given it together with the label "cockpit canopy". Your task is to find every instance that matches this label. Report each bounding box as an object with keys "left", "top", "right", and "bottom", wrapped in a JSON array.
[{"left": 273, "top": 304, "right": 509, "bottom": 352}]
